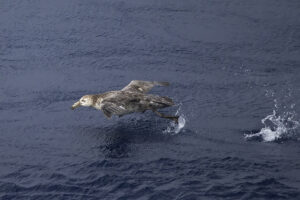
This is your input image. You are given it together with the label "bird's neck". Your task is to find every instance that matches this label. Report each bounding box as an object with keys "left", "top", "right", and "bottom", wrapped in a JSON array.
[{"left": 90, "top": 94, "right": 104, "bottom": 109}]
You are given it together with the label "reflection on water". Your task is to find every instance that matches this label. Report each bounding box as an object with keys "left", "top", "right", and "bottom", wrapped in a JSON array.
[{"left": 94, "top": 120, "right": 176, "bottom": 158}]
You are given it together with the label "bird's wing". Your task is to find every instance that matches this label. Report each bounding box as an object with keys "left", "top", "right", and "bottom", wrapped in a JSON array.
[
  {"left": 121, "top": 80, "right": 169, "bottom": 93},
  {"left": 100, "top": 102, "right": 126, "bottom": 118}
]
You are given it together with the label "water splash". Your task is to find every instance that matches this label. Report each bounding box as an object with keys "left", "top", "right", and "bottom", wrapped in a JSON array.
[
  {"left": 163, "top": 104, "right": 186, "bottom": 135},
  {"left": 245, "top": 102, "right": 299, "bottom": 142}
]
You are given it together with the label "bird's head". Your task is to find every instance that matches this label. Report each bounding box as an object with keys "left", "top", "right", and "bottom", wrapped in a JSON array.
[{"left": 71, "top": 95, "right": 94, "bottom": 110}]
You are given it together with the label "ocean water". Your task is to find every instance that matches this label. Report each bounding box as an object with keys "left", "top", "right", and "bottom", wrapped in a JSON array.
[{"left": 1, "top": 0, "right": 300, "bottom": 199}]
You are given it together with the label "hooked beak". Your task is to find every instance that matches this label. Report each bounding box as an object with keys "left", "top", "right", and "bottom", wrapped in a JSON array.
[{"left": 71, "top": 101, "right": 81, "bottom": 110}]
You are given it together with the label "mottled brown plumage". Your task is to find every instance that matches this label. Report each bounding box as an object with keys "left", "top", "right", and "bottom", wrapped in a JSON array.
[{"left": 71, "top": 80, "right": 179, "bottom": 123}]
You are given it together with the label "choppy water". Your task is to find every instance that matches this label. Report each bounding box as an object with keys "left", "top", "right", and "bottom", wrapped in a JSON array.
[{"left": 1, "top": 0, "right": 300, "bottom": 199}]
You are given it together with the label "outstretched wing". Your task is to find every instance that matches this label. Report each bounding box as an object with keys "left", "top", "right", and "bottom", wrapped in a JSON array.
[
  {"left": 100, "top": 102, "right": 126, "bottom": 118},
  {"left": 121, "top": 80, "right": 169, "bottom": 93}
]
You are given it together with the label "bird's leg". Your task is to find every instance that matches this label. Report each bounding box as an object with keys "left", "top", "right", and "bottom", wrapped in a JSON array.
[{"left": 153, "top": 110, "right": 179, "bottom": 124}]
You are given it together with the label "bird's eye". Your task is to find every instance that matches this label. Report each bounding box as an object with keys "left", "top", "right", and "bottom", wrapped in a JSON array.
[{"left": 81, "top": 100, "right": 86, "bottom": 103}]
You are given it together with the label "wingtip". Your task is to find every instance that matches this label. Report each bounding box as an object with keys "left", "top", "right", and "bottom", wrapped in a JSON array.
[{"left": 155, "top": 81, "right": 170, "bottom": 86}]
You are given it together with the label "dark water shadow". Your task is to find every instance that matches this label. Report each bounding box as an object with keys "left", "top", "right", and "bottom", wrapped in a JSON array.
[{"left": 87, "top": 118, "right": 176, "bottom": 158}]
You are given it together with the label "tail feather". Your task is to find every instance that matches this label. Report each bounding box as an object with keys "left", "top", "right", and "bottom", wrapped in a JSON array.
[
  {"left": 161, "top": 96, "right": 174, "bottom": 106},
  {"left": 147, "top": 94, "right": 175, "bottom": 108},
  {"left": 151, "top": 96, "right": 174, "bottom": 107}
]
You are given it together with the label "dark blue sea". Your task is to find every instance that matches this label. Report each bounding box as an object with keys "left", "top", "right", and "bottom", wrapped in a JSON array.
[{"left": 1, "top": 1, "right": 300, "bottom": 199}]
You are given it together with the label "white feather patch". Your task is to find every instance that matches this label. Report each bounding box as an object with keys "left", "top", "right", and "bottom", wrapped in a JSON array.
[{"left": 119, "top": 106, "right": 125, "bottom": 110}]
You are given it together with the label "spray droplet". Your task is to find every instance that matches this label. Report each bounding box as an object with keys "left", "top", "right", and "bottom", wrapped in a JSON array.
[
  {"left": 245, "top": 108, "right": 299, "bottom": 142},
  {"left": 163, "top": 104, "right": 186, "bottom": 135}
]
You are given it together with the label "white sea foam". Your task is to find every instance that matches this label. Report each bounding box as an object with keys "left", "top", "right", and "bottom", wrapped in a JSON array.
[
  {"left": 245, "top": 104, "right": 299, "bottom": 142},
  {"left": 163, "top": 104, "right": 186, "bottom": 135}
]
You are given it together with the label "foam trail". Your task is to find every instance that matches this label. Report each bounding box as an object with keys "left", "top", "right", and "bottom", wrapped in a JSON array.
[{"left": 163, "top": 104, "right": 186, "bottom": 135}]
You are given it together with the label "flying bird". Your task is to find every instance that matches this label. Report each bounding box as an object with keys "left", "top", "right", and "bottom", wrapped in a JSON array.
[{"left": 71, "top": 80, "right": 179, "bottom": 123}]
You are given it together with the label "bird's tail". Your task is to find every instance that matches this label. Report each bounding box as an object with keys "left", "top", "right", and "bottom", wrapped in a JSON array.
[
  {"left": 149, "top": 95, "right": 174, "bottom": 108},
  {"left": 160, "top": 96, "right": 175, "bottom": 106}
]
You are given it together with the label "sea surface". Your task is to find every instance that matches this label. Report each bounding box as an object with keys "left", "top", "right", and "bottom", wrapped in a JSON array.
[{"left": 1, "top": 0, "right": 300, "bottom": 199}]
